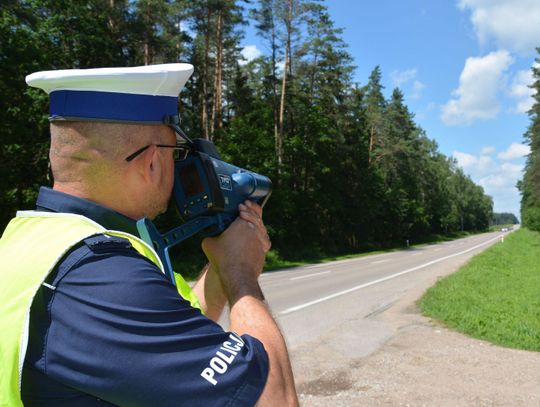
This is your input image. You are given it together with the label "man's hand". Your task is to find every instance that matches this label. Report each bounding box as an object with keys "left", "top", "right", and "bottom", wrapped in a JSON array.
[{"left": 202, "top": 200, "right": 271, "bottom": 304}]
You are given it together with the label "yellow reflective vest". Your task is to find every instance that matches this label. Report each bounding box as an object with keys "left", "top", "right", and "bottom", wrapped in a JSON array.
[{"left": 0, "top": 211, "right": 200, "bottom": 407}]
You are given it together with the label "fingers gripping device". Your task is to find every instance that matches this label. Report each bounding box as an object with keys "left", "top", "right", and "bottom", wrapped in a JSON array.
[{"left": 136, "top": 121, "right": 272, "bottom": 285}]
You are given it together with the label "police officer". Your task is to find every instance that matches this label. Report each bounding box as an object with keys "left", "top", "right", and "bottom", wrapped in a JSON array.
[{"left": 0, "top": 64, "right": 298, "bottom": 406}]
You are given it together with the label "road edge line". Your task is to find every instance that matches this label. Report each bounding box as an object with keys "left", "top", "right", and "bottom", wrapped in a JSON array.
[{"left": 279, "top": 234, "right": 503, "bottom": 315}]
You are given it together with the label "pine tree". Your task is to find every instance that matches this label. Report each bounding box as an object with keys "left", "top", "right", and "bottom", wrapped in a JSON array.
[
  {"left": 520, "top": 48, "right": 540, "bottom": 231},
  {"left": 250, "top": 0, "right": 281, "bottom": 171},
  {"left": 186, "top": 0, "right": 244, "bottom": 141},
  {"left": 363, "top": 66, "right": 386, "bottom": 164}
]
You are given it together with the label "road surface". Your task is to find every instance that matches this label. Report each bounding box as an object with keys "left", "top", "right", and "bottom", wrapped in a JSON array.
[
  {"left": 222, "top": 230, "right": 507, "bottom": 350},
  {"left": 219, "top": 230, "right": 519, "bottom": 402}
]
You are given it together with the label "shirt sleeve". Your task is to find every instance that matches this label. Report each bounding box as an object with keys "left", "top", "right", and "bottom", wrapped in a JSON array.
[{"left": 26, "top": 235, "right": 269, "bottom": 407}]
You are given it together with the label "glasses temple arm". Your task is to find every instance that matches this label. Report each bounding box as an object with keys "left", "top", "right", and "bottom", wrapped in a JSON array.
[{"left": 163, "top": 115, "right": 195, "bottom": 148}]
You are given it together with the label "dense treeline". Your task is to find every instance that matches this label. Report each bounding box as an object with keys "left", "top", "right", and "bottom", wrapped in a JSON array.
[
  {"left": 1, "top": 0, "right": 493, "bottom": 260},
  {"left": 520, "top": 48, "right": 540, "bottom": 231},
  {"left": 492, "top": 213, "right": 519, "bottom": 226}
]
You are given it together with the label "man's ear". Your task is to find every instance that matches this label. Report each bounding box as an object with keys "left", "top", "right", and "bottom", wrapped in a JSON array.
[{"left": 137, "top": 144, "right": 159, "bottom": 182}]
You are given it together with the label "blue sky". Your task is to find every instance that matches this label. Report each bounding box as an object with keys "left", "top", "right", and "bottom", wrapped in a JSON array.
[{"left": 240, "top": 0, "right": 540, "bottom": 219}]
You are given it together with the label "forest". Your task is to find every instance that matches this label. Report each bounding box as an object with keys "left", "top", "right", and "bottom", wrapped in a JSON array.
[
  {"left": 519, "top": 49, "right": 540, "bottom": 232},
  {"left": 491, "top": 213, "right": 519, "bottom": 226},
  {"left": 1, "top": 0, "right": 495, "bottom": 264}
]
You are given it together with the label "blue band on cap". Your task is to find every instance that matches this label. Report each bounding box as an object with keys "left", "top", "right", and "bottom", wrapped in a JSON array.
[{"left": 50, "top": 90, "right": 178, "bottom": 122}]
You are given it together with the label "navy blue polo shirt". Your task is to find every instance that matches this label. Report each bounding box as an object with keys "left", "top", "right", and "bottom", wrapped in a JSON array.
[{"left": 21, "top": 187, "right": 268, "bottom": 407}]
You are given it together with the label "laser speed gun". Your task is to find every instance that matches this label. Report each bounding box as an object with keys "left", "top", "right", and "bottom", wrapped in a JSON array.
[{"left": 136, "top": 123, "right": 272, "bottom": 285}]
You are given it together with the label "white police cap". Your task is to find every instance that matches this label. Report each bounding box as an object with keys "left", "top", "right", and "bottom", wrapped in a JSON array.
[{"left": 26, "top": 63, "right": 194, "bottom": 123}]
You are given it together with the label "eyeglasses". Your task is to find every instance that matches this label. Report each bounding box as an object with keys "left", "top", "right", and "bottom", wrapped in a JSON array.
[{"left": 125, "top": 143, "right": 190, "bottom": 162}]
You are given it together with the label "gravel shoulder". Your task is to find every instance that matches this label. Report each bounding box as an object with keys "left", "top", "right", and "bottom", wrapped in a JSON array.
[{"left": 293, "top": 273, "right": 540, "bottom": 406}]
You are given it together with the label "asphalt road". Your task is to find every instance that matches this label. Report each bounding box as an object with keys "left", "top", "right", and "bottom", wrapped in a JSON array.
[{"left": 219, "top": 229, "right": 510, "bottom": 357}]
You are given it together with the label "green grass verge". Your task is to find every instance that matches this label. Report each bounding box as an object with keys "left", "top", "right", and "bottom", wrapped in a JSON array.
[{"left": 419, "top": 228, "right": 540, "bottom": 352}]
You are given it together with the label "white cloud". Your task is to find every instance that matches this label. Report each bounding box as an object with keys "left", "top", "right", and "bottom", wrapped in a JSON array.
[
  {"left": 480, "top": 146, "right": 496, "bottom": 155},
  {"left": 497, "top": 142, "right": 530, "bottom": 160},
  {"left": 411, "top": 80, "right": 425, "bottom": 100},
  {"left": 458, "top": 0, "right": 540, "bottom": 55},
  {"left": 276, "top": 60, "right": 286, "bottom": 73},
  {"left": 390, "top": 69, "right": 417, "bottom": 87},
  {"left": 454, "top": 143, "right": 528, "bottom": 215},
  {"left": 477, "top": 178, "right": 520, "bottom": 214},
  {"left": 479, "top": 174, "right": 511, "bottom": 189},
  {"left": 453, "top": 151, "right": 496, "bottom": 176},
  {"left": 390, "top": 69, "right": 425, "bottom": 100},
  {"left": 509, "top": 68, "right": 535, "bottom": 113},
  {"left": 480, "top": 162, "right": 523, "bottom": 188},
  {"left": 501, "top": 162, "right": 524, "bottom": 175},
  {"left": 441, "top": 50, "right": 514, "bottom": 125},
  {"left": 453, "top": 151, "right": 477, "bottom": 168},
  {"left": 240, "top": 45, "right": 262, "bottom": 65}
]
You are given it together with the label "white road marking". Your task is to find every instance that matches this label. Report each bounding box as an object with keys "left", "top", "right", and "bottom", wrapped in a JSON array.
[
  {"left": 290, "top": 270, "right": 332, "bottom": 281},
  {"left": 261, "top": 269, "right": 305, "bottom": 279},
  {"left": 280, "top": 234, "right": 503, "bottom": 315},
  {"left": 305, "top": 252, "right": 395, "bottom": 269},
  {"left": 371, "top": 259, "right": 391, "bottom": 265}
]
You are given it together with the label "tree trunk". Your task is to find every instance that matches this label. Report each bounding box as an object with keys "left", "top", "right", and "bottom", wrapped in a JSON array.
[
  {"left": 144, "top": 2, "right": 152, "bottom": 65},
  {"left": 278, "top": 0, "right": 293, "bottom": 181},
  {"left": 272, "top": 13, "right": 279, "bottom": 170},
  {"left": 176, "top": 16, "right": 182, "bottom": 56},
  {"left": 368, "top": 126, "right": 375, "bottom": 164},
  {"left": 211, "top": 9, "right": 223, "bottom": 138},
  {"left": 108, "top": 0, "right": 115, "bottom": 31},
  {"left": 308, "top": 53, "right": 318, "bottom": 104},
  {"left": 201, "top": 7, "right": 212, "bottom": 140}
]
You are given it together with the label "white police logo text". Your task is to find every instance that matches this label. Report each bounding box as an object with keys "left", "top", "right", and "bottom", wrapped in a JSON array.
[{"left": 201, "top": 333, "right": 245, "bottom": 385}]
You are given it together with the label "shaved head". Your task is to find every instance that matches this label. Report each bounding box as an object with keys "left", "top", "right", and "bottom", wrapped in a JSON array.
[
  {"left": 49, "top": 121, "right": 176, "bottom": 219},
  {"left": 50, "top": 121, "right": 171, "bottom": 183}
]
